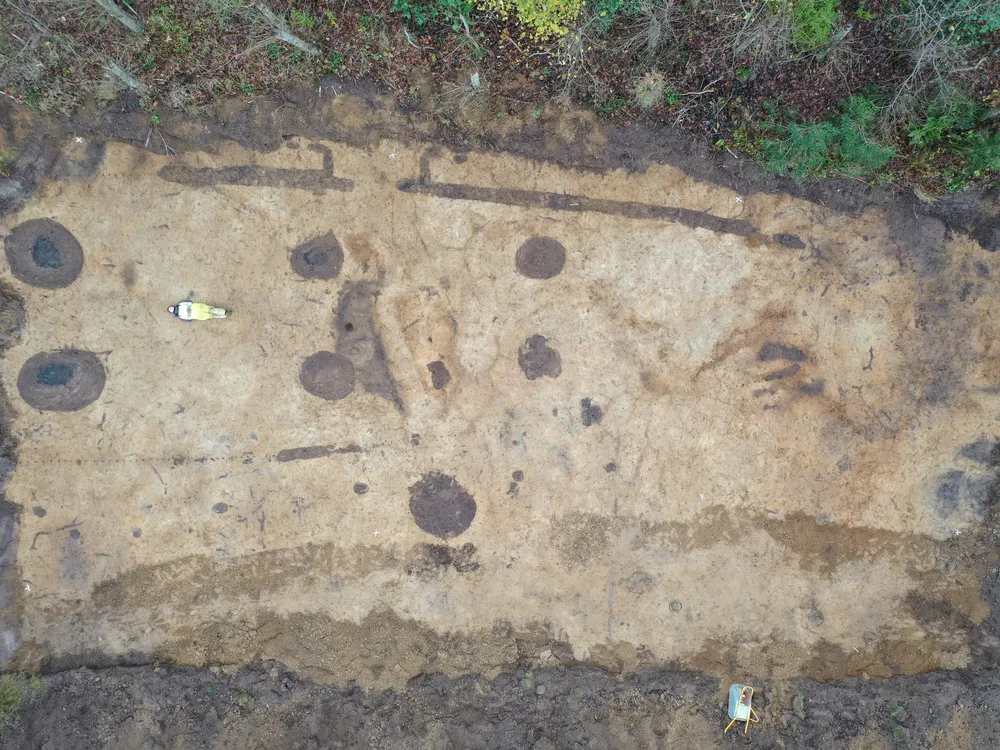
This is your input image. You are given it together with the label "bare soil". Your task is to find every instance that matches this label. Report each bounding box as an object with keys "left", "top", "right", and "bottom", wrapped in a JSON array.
[{"left": 0, "top": 87, "right": 999, "bottom": 748}]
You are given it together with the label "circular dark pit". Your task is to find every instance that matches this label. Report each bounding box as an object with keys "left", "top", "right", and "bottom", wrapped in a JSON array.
[
  {"left": 5, "top": 219, "right": 84, "bottom": 288},
  {"left": 516, "top": 236, "right": 566, "bottom": 279},
  {"left": 408, "top": 471, "right": 477, "bottom": 539},
  {"left": 18, "top": 349, "right": 105, "bottom": 411},
  {"left": 291, "top": 233, "right": 344, "bottom": 279},
  {"left": 299, "top": 351, "right": 355, "bottom": 401}
]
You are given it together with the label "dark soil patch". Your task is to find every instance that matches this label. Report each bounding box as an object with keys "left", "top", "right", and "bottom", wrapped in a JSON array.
[
  {"left": 4, "top": 219, "right": 84, "bottom": 289},
  {"left": 298, "top": 351, "right": 355, "bottom": 401},
  {"left": 516, "top": 236, "right": 566, "bottom": 279},
  {"left": 334, "top": 282, "right": 403, "bottom": 411},
  {"left": 408, "top": 471, "right": 477, "bottom": 539},
  {"left": 290, "top": 232, "right": 344, "bottom": 280},
  {"left": 17, "top": 349, "right": 105, "bottom": 412},
  {"left": 580, "top": 398, "right": 603, "bottom": 427},
  {"left": 427, "top": 360, "right": 452, "bottom": 390},
  {"left": 518, "top": 335, "right": 562, "bottom": 381}
]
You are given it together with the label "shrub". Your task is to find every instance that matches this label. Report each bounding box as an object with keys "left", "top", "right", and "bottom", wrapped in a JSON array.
[
  {"left": 634, "top": 71, "right": 666, "bottom": 108},
  {"left": 761, "top": 96, "right": 896, "bottom": 180},
  {"left": 790, "top": 0, "right": 838, "bottom": 50},
  {"left": 481, "top": 0, "right": 585, "bottom": 40},
  {"left": 393, "top": 0, "right": 474, "bottom": 29},
  {"left": 907, "top": 91, "right": 981, "bottom": 146}
]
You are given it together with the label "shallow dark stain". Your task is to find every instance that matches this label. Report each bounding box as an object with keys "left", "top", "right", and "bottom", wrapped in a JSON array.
[
  {"left": 886, "top": 205, "right": 947, "bottom": 276},
  {"left": 838, "top": 457, "right": 852, "bottom": 472},
  {"left": 453, "top": 153, "right": 468, "bottom": 164},
  {"left": 299, "top": 351, "right": 356, "bottom": 401},
  {"left": 18, "top": 349, "right": 106, "bottom": 412},
  {"left": 959, "top": 438, "right": 1000, "bottom": 467},
  {"left": 516, "top": 236, "right": 566, "bottom": 279},
  {"left": 212, "top": 503, "right": 229, "bottom": 514},
  {"left": 764, "top": 364, "right": 801, "bottom": 381},
  {"left": 5, "top": 218, "right": 85, "bottom": 288},
  {"left": 406, "top": 542, "right": 479, "bottom": 578},
  {"left": 922, "top": 374, "right": 954, "bottom": 405},
  {"left": 31, "top": 236, "right": 63, "bottom": 268},
  {"left": 275, "top": 444, "right": 362, "bottom": 462},
  {"left": 69, "top": 528, "right": 81, "bottom": 539},
  {"left": 122, "top": 262, "right": 136, "bottom": 289},
  {"left": 518, "top": 335, "right": 562, "bottom": 380},
  {"left": 797, "top": 379, "right": 826, "bottom": 396},
  {"left": 291, "top": 232, "right": 344, "bottom": 279},
  {"left": 427, "top": 360, "right": 452, "bottom": 390},
  {"left": 158, "top": 144, "right": 354, "bottom": 193},
  {"left": 774, "top": 233, "right": 807, "bottom": 249},
  {"left": 934, "top": 470, "right": 965, "bottom": 515},
  {"left": 411, "top": 433, "right": 421, "bottom": 446},
  {"left": 975, "top": 261, "right": 990, "bottom": 278},
  {"left": 132, "top": 528, "right": 142, "bottom": 538},
  {"left": 398, "top": 154, "right": 757, "bottom": 237},
  {"left": 508, "top": 481, "right": 519, "bottom": 496},
  {"left": 408, "top": 472, "right": 477, "bottom": 539},
  {"left": 605, "top": 462, "right": 617, "bottom": 473},
  {"left": 580, "top": 398, "right": 603, "bottom": 427},
  {"left": 32, "top": 506, "right": 46, "bottom": 518},
  {"left": 334, "top": 282, "right": 403, "bottom": 410},
  {"left": 512, "top": 470, "right": 524, "bottom": 482},
  {"left": 36, "top": 363, "right": 74, "bottom": 387},
  {"left": 353, "top": 483, "right": 369, "bottom": 495},
  {"left": 757, "top": 342, "right": 807, "bottom": 363}
]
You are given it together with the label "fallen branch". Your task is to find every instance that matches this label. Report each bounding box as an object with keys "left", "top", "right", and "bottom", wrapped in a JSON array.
[
  {"left": 94, "top": 0, "right": 143, "bottom": 34},
  {"left": 255, "top": 1, "right": 318, "bottom": 55}
]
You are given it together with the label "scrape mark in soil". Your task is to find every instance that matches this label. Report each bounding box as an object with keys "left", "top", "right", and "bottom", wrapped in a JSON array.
[
  {"left": 758, "top": 342, "right": 807, "bottom": 363},
  {"left": 275, "top": 444, "right": 363, "bottom": 462},
  {"left": 334, "top": 282, "right": 403, "bottom": 411},
  {"left": 774, "top": 233, "right": 807, "bottom": 249},
  {"left": 764, "top": 364, "right": 801, "bottom": 381},
  {"left": 518, "top": 335, "right": 561, "bottom": 380},
  {"left": 158, "top": 144, "right": 354, "bottom": 193},
  {"left": 398, "top": 152, "right": 756, "bottom": 237},
  {"left": 408, "top": 472, "right": 477, "bottom": 539},
  {"left": 17, "top": 350, "right": 106, "bottom": 411},
  {"left": 5, "top": 218, "right": 84, "bottom": 288}
]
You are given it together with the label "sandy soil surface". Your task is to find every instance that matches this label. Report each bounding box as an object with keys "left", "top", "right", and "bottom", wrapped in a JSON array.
[{"left": 0, "top": 88, "right": 999, "bottom": 747}]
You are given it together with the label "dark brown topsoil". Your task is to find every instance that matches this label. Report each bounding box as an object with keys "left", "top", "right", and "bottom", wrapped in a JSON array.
[{"left": 1, "top": 660, "right": 999, "bottom": 749}]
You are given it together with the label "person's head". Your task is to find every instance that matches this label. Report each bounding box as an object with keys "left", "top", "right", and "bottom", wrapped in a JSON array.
[{"left": 167, "top": 305, "right": 176, "bottom": 315}]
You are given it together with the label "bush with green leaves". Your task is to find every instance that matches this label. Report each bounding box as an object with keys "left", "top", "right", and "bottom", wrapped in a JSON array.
[
  {"left": 391, "top": 0, "right": 474, "bottom": 30},
  {"left": 483, "top": 0, "right": 586, "bottom": 39},
  {"left": 761, "top": 96, "right": 896, "bottom": 180}
]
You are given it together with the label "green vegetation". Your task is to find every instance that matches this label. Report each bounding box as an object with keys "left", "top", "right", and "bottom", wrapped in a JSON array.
[
  {"left": 789, "top": 0, "right": 837, "bottom": 50},
  {"left": 761, "top": 97, "right": 896, "bottom": 180},
  {"left": 0, "top": 674, "right": 45, "bottom": 729},
  {"left": 232, "top": 690, "right": 256, "bottom": 712},
  {"left": 0, "top": 0, "right": 997, "bottom": 193},
  {"left": 149, "top": 4, "right": 193, "bottom": 56}
]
